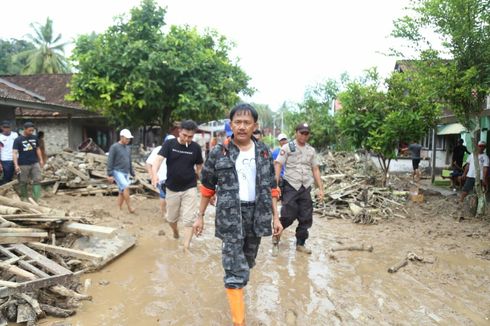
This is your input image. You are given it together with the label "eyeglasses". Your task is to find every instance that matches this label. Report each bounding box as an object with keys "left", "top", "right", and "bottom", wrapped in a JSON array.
[{"left": 299, "top": 131, "right": 310, "bottom": 136}]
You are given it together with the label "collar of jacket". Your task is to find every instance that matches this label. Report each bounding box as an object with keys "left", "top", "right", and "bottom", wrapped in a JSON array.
[{"left": 226, "top": 137, "right": 268, "bottom": 162}]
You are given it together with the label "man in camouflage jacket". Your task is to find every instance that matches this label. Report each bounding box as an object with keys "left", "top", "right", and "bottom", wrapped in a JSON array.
[{"left": 193, "top": 103, "right": 282, "bottom": 326}]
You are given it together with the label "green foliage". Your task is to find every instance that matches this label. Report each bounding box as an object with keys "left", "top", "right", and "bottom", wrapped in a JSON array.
[
  {"left": 337, "top": 67, "right": 441, "bottom": 180},
  {"left": 14, "top": 17, "right": 69, "bottom": 74},
  {"left": 283, "top": 79, "right": 340, "bottom": 149},
  {"left": 0, "top": 39, "right": 35, "bottom": 74},
  {"left": 392, "top": 0, "right": 490, "bottom": 214},
  {"left": 68, "top": 0, "right": 252, "bottom": 130}
]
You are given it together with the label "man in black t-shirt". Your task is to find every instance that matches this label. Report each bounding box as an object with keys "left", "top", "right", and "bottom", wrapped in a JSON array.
[
  {"left": 13, "top": 122, "right": 44, "bottom": 201},
  {"left": 152, "top": 120, "right": 203, "bottom": 252}
]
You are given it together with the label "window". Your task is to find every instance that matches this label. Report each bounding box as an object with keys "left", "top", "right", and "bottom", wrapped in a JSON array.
[{"left": 422, "top": 130, "right": 445, "bottom": 150}]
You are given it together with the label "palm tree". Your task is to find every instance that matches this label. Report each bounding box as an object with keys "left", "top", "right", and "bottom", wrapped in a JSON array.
[{"left": 15, "top": 17, "right": 69, "bottom": 74}]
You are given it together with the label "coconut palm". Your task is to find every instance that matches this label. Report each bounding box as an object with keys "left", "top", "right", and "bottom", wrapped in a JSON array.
[{"left": 15, "top": 17, "right": 69, "bottom": 74}]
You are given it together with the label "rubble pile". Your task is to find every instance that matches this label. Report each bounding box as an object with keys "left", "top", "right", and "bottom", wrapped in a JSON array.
[
  {"left": 0, "top": 193, "right": 135, "bottom": 324},
  {"left": 316, "top": 152, "right": 408, "bottom": 224},
  {"left": 42, "top": 150, "right": 157, "bottom": 196}
]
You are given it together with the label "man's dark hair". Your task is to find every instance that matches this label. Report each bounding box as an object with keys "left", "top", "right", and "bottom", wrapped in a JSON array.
[
  {"left": 24, "top": 122, "right": 35, "bottom": 129},
  {"left": 253, "top": 129, "right": 262, "bottom": 135},
  {"left": 229, "top": 103, "right": 258, "bottom": 122},
  {"left": 180, "top": 120, "right": 198, "bottom": 131}
]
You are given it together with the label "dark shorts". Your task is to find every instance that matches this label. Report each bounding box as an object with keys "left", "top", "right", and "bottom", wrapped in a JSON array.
[
  {"left": 412, "top": 159, "right": 421, "bottom": 170},
  {"left": 463, "top": 177, "right": 476, "bottom": 193}
]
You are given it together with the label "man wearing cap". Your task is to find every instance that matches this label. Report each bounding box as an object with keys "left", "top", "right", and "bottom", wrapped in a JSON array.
[
  {"left": 107, "top": 129, "right": 136, "bottom": 213},
  {"left": 0, "top": 121, "right": 18, "bottom": 185},
  {"left": 13, "top": 122, "right": 44, "bottom": 201},
  {"left": 460, "top": 140, "right": 489, "bottom": 203},
  {"left": 273, "top": 123, "right": 324, "bottom": 255}
]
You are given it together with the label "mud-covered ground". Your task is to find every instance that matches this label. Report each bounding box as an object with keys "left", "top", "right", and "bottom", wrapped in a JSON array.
[{"left": 35, "top": 192, "right": 490, "bottom": 326}]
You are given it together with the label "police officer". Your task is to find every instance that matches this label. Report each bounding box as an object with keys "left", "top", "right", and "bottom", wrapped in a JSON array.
[
  {"left": 194, "top": 103, "right": 282, "bottom": 326},
  {"left": 273, "top": 122, "right": 324, "bottom": 255}
]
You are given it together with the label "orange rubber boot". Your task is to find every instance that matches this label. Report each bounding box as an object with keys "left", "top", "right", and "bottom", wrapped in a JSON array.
[{"left": 226, "top": 288, "right": 245, "bottom": 326}]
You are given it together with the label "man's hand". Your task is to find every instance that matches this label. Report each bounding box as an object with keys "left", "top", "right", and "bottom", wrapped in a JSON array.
[
  {"left": 193, "top": 215, "right": 204, "bottom": 236},
  {"left": 273, "top": 216, "right": 283, "bottom": 236},
  {"left": 39, "top": 160, "right": 45, "bottom": 169},
  {"left": 317, "top": 189, "right": 324, "bottom": 202},
  {"left": 14, "top": 165, "right": 20, "bottom": 175},
  {"left": 107, "top": 176, "right": 114, "bottom": 183},
  {"left": 0, "top": 164, "right": 3, "bottom": 172},
  {"left": 151, "top": 176, "right": 159, "bottom": 187}
]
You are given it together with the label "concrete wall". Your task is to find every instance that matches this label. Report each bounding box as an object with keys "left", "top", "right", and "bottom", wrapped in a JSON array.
[{"left": 371, "top": 149, "right": 448, "bottom": 173}]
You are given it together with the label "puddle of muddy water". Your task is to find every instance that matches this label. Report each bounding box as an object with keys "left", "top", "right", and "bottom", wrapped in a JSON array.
[{"left": 38, "top": 197, "right": 490, "bottom": 326}]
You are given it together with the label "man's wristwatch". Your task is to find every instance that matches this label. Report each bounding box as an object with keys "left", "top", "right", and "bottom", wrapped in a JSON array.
[{"left": 196, "top": 211, "right": 205, "bottom": 218}]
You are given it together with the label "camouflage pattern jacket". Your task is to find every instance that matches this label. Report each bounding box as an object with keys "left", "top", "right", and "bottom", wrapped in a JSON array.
[{"left": 200, "top": 138, "right": 277, "bottom": 240}]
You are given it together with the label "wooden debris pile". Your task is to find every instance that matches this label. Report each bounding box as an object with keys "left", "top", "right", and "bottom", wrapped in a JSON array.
[
  {"left": 315, "top": 152, "right": 408, "bottom": 224},
  {"left": 0, "top": 195, "right": 135, "bottom": 324},
  {"left": 42, "top": 150, "right": 157, "bottom": 196}
]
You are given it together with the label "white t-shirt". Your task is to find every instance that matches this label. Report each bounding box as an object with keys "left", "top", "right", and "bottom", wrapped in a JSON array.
[
  {"left": 146, "top": 135, "right": 176, "bottom": 183},
  {"left": 466, "top": 153, "right": 489, "bottom": 179},
  {"left": 0, "top": 131, "right": 18, "bottom": 161},
  {"left": 235, "top": 143, "right": 257, "bottom": 202},
  {"left": 147, "top": 146, "right": 167, "bottom": 183}
]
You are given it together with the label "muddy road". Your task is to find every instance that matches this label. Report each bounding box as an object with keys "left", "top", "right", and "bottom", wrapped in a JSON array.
[{"left": 37, "top": 194, "right": 490, "bottom": 326}]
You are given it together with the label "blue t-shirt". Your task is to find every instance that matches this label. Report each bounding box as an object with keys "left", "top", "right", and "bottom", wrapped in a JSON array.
[
  {"left": 272, "top": 147, "right": 285, "bottom": 177},
  {"left": 13, "top": 135, "right": 39, "bottom": 165}
]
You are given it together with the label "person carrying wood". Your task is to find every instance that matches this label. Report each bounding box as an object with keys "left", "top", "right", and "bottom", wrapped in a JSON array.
[
  {"left": 0, "top": 120, "right": 19, "bottom": 185},
  {"left": 151, "top": 120, "right": 203, "bottom": 252},
  {"left": 193, "top": 103, "right": 282, "bottom": 326},
  {"left": 13, "top": 122, "right": 44, "bottom": 201},
  {"left": 107, "top": 129, "right": 136, "bottom": 213},
  {"left": 272, "top": 123, "right": 324, "bottom": 256}
]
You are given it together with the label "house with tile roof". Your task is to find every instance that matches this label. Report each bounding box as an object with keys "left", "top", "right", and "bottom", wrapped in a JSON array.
[{"left": 0, "top": 74, "right": 115, "bottom": 153}]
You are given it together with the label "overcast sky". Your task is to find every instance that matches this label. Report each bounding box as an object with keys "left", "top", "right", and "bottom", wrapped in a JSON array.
[{"left": 0, "top": 0, "right": 411, "bottom": 109}]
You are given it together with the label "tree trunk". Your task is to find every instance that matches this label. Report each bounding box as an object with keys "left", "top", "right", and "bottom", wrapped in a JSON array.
[
  {"left": 159, "top": 109, "right": 173, "bottom": 141},
  {"left": 470, "top": 128, "right": 486, "bottom": 217}
]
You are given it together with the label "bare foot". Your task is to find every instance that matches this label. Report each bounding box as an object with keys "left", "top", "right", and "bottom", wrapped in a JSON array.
[
  {"left": 173, "top": 229, "right": 180, "bottom": 239},
  {"left": 128, "top": 208, "right": 136, "bottom": 214}
]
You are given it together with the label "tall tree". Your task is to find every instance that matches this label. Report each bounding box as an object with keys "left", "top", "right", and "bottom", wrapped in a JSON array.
[
  {"left": 68, "top": 0, "right": 252, "bottom": 131},
  {"left": 337, "top": 68, "right": 440, "bottom": 184},
  {"left": 392, "top": 0, "right": 490, "bottom": 215},
  {"left": 0, "top": 39, "right": 35, "bottom": 74},
  {"left": 15, "top": 17, "right": 69, "bottom": 74}
]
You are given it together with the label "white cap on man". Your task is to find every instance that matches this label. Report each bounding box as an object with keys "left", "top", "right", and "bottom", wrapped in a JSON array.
[
  {"left": 277, "top": 133, "right": 288, "bottom": 142},
  {"left": 478, "top": 140, "right": 486, "bottom": 146},
  {"left": 120, "top": 129, "right": 134, "bottom": 139}
]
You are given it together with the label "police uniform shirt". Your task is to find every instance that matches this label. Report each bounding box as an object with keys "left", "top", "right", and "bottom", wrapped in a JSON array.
[{"left": 276, "top": 140, "right": 319, "bottom": 191}]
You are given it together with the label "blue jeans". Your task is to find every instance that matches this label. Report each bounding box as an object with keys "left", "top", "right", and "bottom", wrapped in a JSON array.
[{"left": 1, "top": 161, "right": 15, "bottom": 185}]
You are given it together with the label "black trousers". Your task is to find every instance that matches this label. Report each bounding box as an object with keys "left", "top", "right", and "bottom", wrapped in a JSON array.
[{"left": 280, "top": 181, "right": 313, "bottom": 245}]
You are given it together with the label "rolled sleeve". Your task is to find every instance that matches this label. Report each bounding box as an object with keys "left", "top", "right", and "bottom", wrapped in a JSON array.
[{"left": 275, "top": 144, "right": 288, "bottom": 166}]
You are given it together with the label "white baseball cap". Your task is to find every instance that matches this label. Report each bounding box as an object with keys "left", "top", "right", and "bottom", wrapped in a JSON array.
[
  {"left": 120, "top": 129, "right": 134, "bottom": 139},
  {"left": 277, "top": 133, "right": 288, "bottom": 141}
]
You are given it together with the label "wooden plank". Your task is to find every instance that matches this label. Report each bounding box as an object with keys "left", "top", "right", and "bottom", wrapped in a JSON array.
[
  {"left": 0, "top": 180, "right": 18, "bottom": 191},
  {"left": 28, "top": 242, "right": 103, "bottom": 262},
  {"left": 0, "top": 195, "right": 51, "bottom": 214},
  {"left": 0, "top": 227, "right": 45, "bottom": 233},
  {"left": 0, "top": 280, "right": 19, "bottom": 288},
  {"left": 61, "top": 222, "right": 116, "bottom": 237},
  {"left": 0, "top": 213, "right": 43, "bottom": 219},
  {"left": 137, "top": 177, "right": 159, "bottom": 194},
  {"left": 0, "top": 237, "right": 45, "bottom": 245},
  {"left": 52, "top": 181, "right": 60, "bottom": 194},
  {"left": 0, "top": 246, "right": 49, "bottom": 278},
  {"left": 0, "top": 272, "right": 73, "bottom": 297},
  {"left": 65, "top": 165, "right": 90, "bottom": 181},
  {"left": 89, "top": 170, "right": 107, "bottom": 179},
  {"left": 86, "top": 152, "right": 107, "bottom": 164},
  {"left": 9, "top": 244, "right": 72, "bottom": 276},
  {"left": 0, "top": 232, "right": 48, "bottom": 238}
]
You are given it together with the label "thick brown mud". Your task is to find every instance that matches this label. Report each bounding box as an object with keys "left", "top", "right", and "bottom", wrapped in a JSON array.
[{"left": 34, "top": 194, "right": 490, "bottom": 325}]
